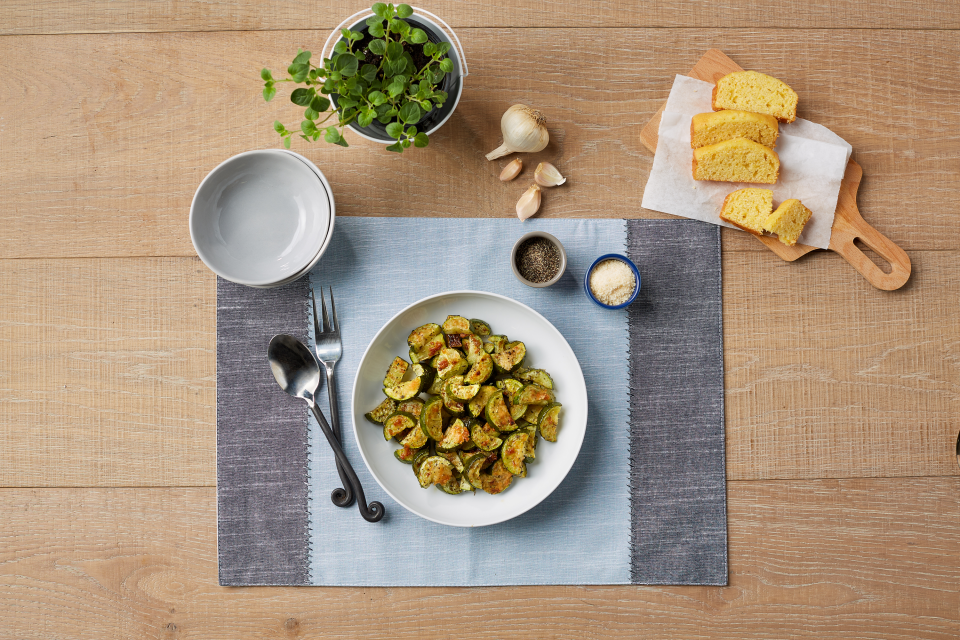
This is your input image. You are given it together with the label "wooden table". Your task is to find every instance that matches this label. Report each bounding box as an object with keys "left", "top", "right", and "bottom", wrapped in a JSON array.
[{"left": 2, "top": 2, "right": 958, "bottom": 637}]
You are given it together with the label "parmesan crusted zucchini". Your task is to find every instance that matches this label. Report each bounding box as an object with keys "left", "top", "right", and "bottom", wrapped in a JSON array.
[
  {"left": 501, "top": 432, "right": 529, "bottom": 477},
  {"left": 375, "top": 315, "right": 564, "bottom": 496},
  {"left": 442, "top": 315, "right": 471, "bottom": 335},
  {"left": 382, "top": 356, "right": 409, "bottom": 388},
  {"left": 538, "top": 402, "right": 562, "bottom": 442},
  {"left": 364, "top": 397, "right": 397, "bottom": 424}
]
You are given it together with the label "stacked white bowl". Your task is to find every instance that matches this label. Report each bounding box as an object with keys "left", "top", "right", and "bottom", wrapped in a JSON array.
[{"left": 190, "top": 150, "right": 335, "bottom": 288}]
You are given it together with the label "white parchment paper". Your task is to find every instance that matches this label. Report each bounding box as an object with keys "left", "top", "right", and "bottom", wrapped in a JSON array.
[{"left": 641, "top": 75, "right": 852, "bottom": 249}]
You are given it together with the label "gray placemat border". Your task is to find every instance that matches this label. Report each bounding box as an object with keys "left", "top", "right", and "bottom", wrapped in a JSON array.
[
  {"left": 626, "top": 219, "right": 728, "bottom": 585},
  {"left": 216, "top": 277, "right": 311, "bottom": 586}
]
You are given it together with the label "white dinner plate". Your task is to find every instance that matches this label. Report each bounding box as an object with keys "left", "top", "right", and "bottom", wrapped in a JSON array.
[{"left": 351, "top": 291, "right": 588, "bottom": 527}]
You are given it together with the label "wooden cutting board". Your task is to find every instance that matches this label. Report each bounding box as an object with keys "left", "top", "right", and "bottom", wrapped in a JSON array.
[{"left": 640, "top": 49, "right": 911, "bottom": 291}]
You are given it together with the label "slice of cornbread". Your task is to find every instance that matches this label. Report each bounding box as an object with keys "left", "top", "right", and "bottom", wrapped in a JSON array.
[
  {"left": 712, "top": 70, "right": 799, "bottom": 123},
  {"left": 690, "top": 110, "right": 779, "bottom": 149},
  {"left": 719, "top": 188, "right": 773, "bottom": 235},
  {"left": 763, "top": 198, "right": 812, "bottom": 246},
  {"left": 692, "top": 138, "right": 780, "bottom": 184}
]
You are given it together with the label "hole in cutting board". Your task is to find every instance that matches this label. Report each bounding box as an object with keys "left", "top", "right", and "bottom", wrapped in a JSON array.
[{"left": 854, "top": 238, "right": 893, "bottom": 274}]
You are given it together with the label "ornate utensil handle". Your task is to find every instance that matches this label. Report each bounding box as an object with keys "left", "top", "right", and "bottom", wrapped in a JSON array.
[
  {"left": 324, "top": 367, "right": 355, "bottom": 507},
  {"left": 309, "top": 403, "right": 384, "bottom": 523}
]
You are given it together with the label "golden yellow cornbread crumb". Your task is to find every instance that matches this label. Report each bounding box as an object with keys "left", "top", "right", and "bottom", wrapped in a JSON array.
[
  {"left": 719, "top": 188, "right": 773, "bottom": 235},
  {"left": 692, "top": 138, "right": 780, "bottom": 184},
  {"left": 690, "top": 110, "right": 779, "bottom": 149},
  {"left": 763, "top": 198, "right": 812, "bottom": 246},
  {"left": 712, "top": 70, "right": 799, "bottom": 123}
]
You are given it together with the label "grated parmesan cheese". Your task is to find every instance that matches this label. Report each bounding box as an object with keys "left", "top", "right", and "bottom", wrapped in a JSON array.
[{"left": 589, "top": 259, "right": 636, "bottom": 306}]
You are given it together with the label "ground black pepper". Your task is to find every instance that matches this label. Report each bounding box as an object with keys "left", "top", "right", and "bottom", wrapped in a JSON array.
[{"left": 516, "top": 238, "right": 561, "bottom": 283}]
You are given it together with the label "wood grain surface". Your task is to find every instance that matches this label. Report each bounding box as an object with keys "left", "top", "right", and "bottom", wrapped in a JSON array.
[
  {"left": 2, "top": 0, "right": 959, "bottom": 35},
  {"left": 1, "top": 481, "right": 956, "bottom": 639},
  {"left": 1, "top": 29, "right": 958, "bottom": 258},
  {"left": 1, "top": 1, "right": 958, "bottom": 637}
]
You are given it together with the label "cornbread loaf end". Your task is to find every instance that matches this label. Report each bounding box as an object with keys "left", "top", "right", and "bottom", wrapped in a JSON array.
[
  {"left": 690, "top": 110, "right": 779, "bottom": 149},
  {"left": 719, "top": 188, "right": 774, "bottom": 235},
  {"left": 692, "top": 138, "right": 780, "bottom": 184},
  {"left": 712, "top": 70, "right": 799, "bottom": 123},
  {"left": 763, "top": 198, "right": 813, "bottom": 246}
]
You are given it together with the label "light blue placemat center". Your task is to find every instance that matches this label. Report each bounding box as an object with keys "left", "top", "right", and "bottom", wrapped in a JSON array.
[{"left": 306, "top": 217, "right": 630, "bottom": 586}]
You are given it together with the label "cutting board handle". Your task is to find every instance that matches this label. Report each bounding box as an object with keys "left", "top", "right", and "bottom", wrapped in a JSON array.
[{"left": 829, "top": 163, "right": 911, "bottom": 291}]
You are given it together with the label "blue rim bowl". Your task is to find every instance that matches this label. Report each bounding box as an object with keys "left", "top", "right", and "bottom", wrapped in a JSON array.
[{"left": 583, "top": 254, "right": 641, "bottom": 309}]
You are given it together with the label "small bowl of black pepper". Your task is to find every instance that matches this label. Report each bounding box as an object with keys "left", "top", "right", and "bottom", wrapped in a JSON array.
[{"left": 511, "top": 231, "right": 566, "bottom": 288}]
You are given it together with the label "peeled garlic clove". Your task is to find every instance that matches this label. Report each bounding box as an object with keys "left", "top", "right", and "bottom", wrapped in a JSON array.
[
  {"left": 534, "top": 162, "right": 566, "bottom": 187},
  {"left": 499, "top": 158, "right": 523, "bottom": 182},
  {"left": 516, "top": 184, "right": 541, "bottom": 221}
]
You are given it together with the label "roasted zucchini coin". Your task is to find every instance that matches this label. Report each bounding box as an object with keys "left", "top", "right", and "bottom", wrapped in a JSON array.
[
  {"left": 441, "top": 315, "right": 471, "bottom": 335},
  {"left": 469, "top": 319, "right": 492, "bottom": 336},
  {"left": 382, "top": 411, "right": 417, "bottom": 440},
  {"left": 437, "top": 418, "right": 471, "bottom": 452},
  {"left": 439, "top": 375, "right": 466, "bottom": 414},
  {"left": 514, "top": 383, "right": 555, "bottom": 406},
  {"left": 417, "top": 455, "right": 455, "bottom": 488},
  {"left": 538, "top": 402, "right": 562, "bottom": 442},
  {"left": 461, "top": 333, "right": 485, "bottom": 364},
  {"left": 446, "top": 377, "right": 480, "bottom": 401},
  {"left": 491, "top": 340, "right": 526, "bottom": 373},
  {"left": 519, "top": 424, "right": 538, "bottom": 460},
  {"left": 394, "top": 445, "right": 420, "bottom": 464},
  {"left": 514, "top": 367, "right": 555, "bottom": 390},
  {"left": 396, "top": 397, "right": 425, "bottom": 420},
  {"left": 407, "top": 323, "right": 441, "bottom": 350},
  {"left": 437, "top": 449, "right": 466, "bottom": 472},
  {"left": 382, "top": 356, "right": 409, "bottom": 388},
  {"left": 501, "top": 432, "right": 529, "bottom": 477},
  {"left": 468, "top": 385, "right": 497, "bottom": 417},
  {"left": 363, "top": 397, "right": 397, "bottom": 424},
  {"left": 471, "top": 421, "right": 503, "bottom": 452},
  {"left": 487, "top": 335, "right": 508, "bottom": 353},
  {"left": 480, "top": 459, "right": 514, "bottom": 495},
  {"left": 523, "top": 405, "right": 543, "bottom": 424},
  {"left": 383, "top": 377, "right": 422, "bottom": 402},
  {"left": 484, "top": 390, "right": 516, "bottom": 431},
  {"left": 419, "top": 396, "right": 445, "bottom": 441},
  {"left": 414, "top": 333, "right": 446, "bottom": 362},
  {"left": 437, "top": 477, "right": 464, "bottom": 494},
  {"left": 463, "top": 352, "right": 494, "bottom": 385},
  {"left": 433, "top": 348, "right": 469, "bottom": 380}
]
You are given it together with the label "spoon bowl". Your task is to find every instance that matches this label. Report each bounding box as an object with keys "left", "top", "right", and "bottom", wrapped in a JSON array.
[{"left": 268, "top": 334, "right": 322, "bottom": 404}]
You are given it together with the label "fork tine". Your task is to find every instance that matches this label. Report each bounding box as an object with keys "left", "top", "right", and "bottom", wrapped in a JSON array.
[
  {"left": 310, "top": 288, "right": 322, "bottom": 338},
  {"left": 329, "top": 287, "right": 339, "bottom": 333},
  {"left": 319, "top": 285, "right": 331, "bottom": 333}
]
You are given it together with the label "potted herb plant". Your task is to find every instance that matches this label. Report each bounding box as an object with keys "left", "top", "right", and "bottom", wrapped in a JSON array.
[{"left": 260, "top": 3, "right": 467, "bottom": 153}]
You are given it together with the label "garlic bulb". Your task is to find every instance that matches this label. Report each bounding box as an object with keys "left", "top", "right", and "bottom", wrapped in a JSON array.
[
  {"left": 534, "top": 162, "right": 565, "bottom": 187},
  {"left": 486, "top": 105, "right": 549, "bottom": 161},
  {"left": 499, "top": 158, "right": 523, "bottom": 181},
  {"left": 516, "top": 184, "right": 541, "bottom": 221}
]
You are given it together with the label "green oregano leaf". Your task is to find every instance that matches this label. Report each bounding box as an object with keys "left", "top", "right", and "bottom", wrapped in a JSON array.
[
  {"left": 334, "top": 40, "right": 348, "bottom": 54},
  {"left": 385, "top": 40, "right": 403, "bottom": 61},
  {"left": 293, "top": 50, "right": 311, "bottom": 65},
  {"left": 274, "top": 120, "right": 286, "bottom": 134},
  {"left": 335, "top": 53, "right": 358, "bottom": 77},
  {"left": 304, "top": 107, "right": 319, "bottom": 120},
  {"left": 310, "top": 95, "right": 331, "bottom": 112},
  {"left": 283, "top": 135, "right": 292, "bottom": 149},
  {"left": 414, "top": 132, "right": 429, "bottom": 147},
  {"left": 423, "top": 42, "right": 436, "bottom": 56},
  {"left": 263, "top": 85, "right": 277, "bottom": 102},
  {"left": 399, "top": 102, "right": 421, "bottom": 124},
  {"left": 409, "top": 28, "right": 428, "bottom": 44},
  {"left": 372, "top": 2, "right": 390, "bottom": 19},
  {"left": 368, "top": 22, "right": 385, "bottom": 38},
  {"left": 396, "top": 4, "right": 413, "bottom": 18},
  {"left": 324, "top": 127, "right": 342, "bottom": 143},
  {"left": 290, "top": 87, "right": 314, "bottom": 106},
  {"left": 288, "top": 63, "right": 309, "bottom": 82},
  {"left": 367, "top": 90, "right": 387, "bottom": 106},
  {"left": 368, "top": 39, "right": 386, "bottom": 56},
  {"left": 439, "top": 58, "right": 454, "bottom": 73},
  {"left": 261, "top": 68, "right": 274, "bottom": 81},
  {"left": 386, "top": 142, "right": 403, "bottom": 153},
  {"left": 386, "top": 122, "right": 404, "bottom": 139}
]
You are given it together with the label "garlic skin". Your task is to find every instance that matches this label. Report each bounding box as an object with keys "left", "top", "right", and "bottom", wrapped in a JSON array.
[
  {"left": 499, "top": 158, "right": 523, "bottom": 182},
  {"left": 534, "top": 162, "right": 566, "bottom": 187},
  {"left": 516, "top": 184, "right": 542, "bottom": 221},
  {"left": 486, "top": 105, "right": 549, "bottom": 160}
]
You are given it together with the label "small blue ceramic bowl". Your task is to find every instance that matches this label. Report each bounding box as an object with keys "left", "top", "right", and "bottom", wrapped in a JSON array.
[{"left": 583, "top": 254, "right": 641, "bottom": 309}]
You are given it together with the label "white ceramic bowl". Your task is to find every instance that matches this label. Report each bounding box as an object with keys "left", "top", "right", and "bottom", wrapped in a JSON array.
[
  {"left": 190, "top": 150, "right": 334, "bottom": 287},
  {"left": 351, "top": 291, "right": 588, "bottom": 527}
]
